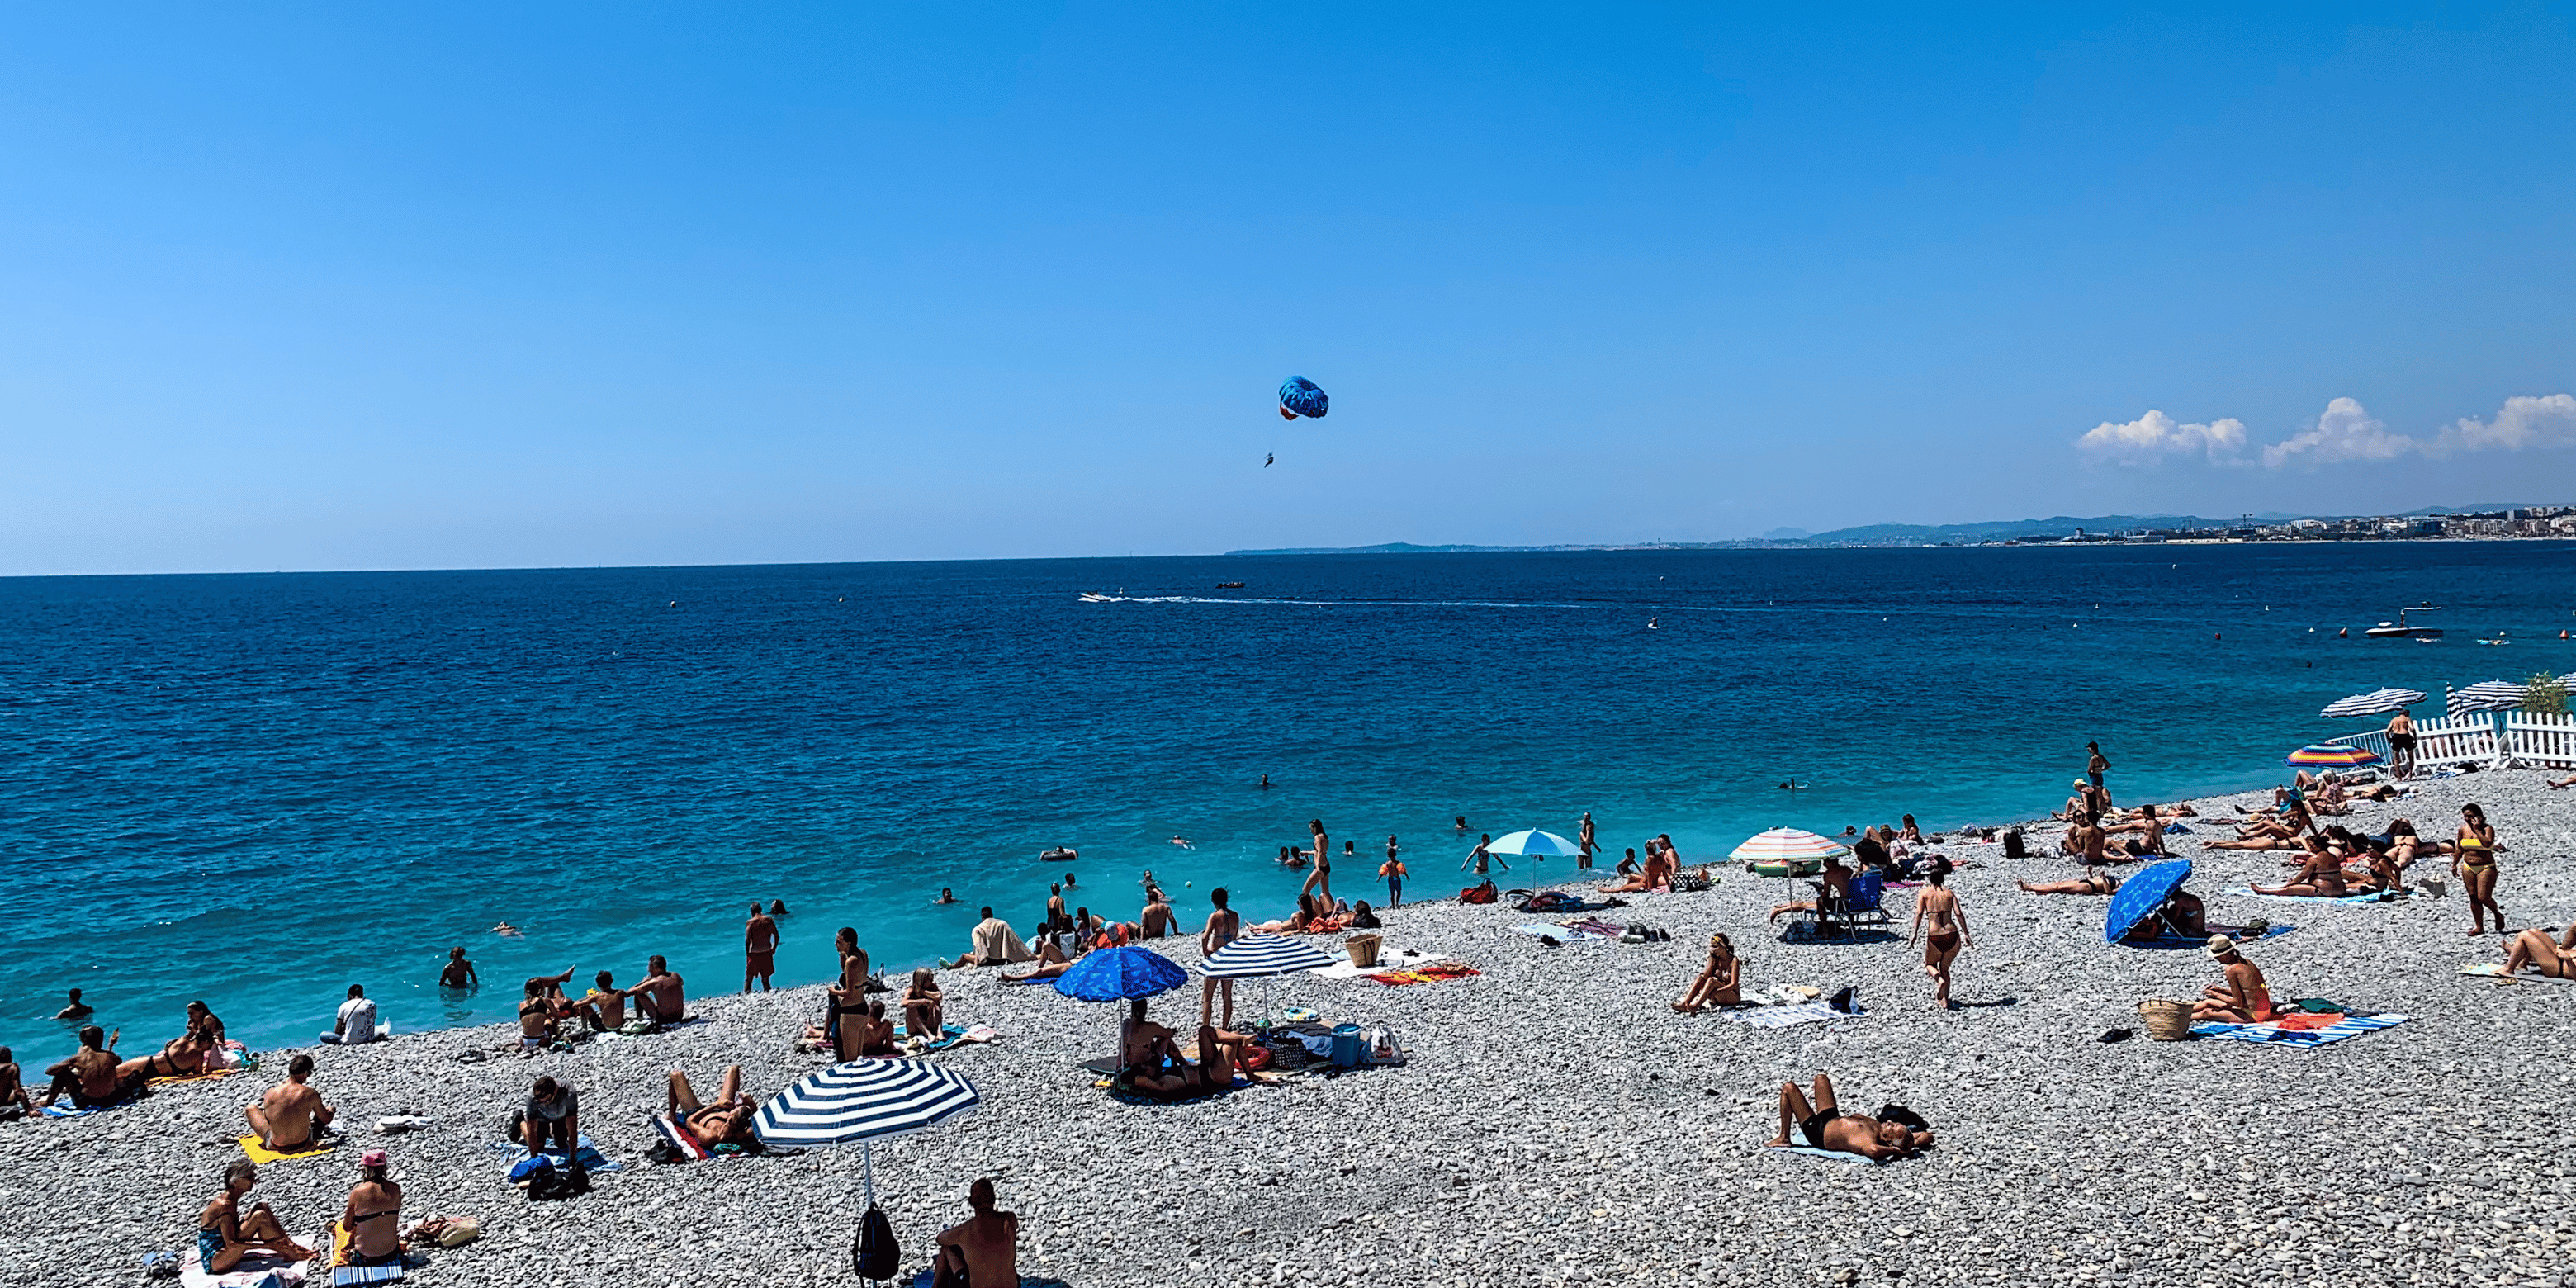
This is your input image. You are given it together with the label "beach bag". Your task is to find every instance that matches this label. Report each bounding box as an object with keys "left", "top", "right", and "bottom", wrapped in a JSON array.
[
  {"left": 851, "top": 1202, "right": 899, "bottom": 1280},
  {"left": 1459, "top": 881, "right": 1498, "bottom": 905}
]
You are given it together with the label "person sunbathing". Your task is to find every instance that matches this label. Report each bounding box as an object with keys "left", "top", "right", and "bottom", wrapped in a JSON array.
[
  {"left": 628, "top": 955, "right": 687, "bottom": 1028},
  {"left": 1767, "top": 853, "right": 1855, "bottom": 922},
  {"left": 0, "top": 1047, "right": 30, "bottom": 1120},
  {"left": 668, "top": 1065, "right": 760, "bottom": 1149},
  {"left": 339, "top": 1149, "right": 405, "bottom": 1267},
  {"left": 1254, "top": 893, "right": 1336, "bottom": 934},
  {"left": 2192, "top": 935, "right": 2276, "bottom": 1022},
  {"left": 1181, "top": 1025, "right": 1251, "bottom": 1091},
  {"left": 571, "top": 972, "right": 626, "bottom": 1032},
  {"left": 1673, "top": 933, "right": 1745, "bottom": 1012},
  {"left": 2130, "top": 889, "right": 2209, "bottom": 940},
  {"left": 2499, "top": 928, "right": 2576, "bottom": 978},
  {"left": 1764, "top": 1073, "right": 1933, "bottom": 1162},
  {"left": 2019, "top": 870, "right": 2121, "bottom": 896},
  {"left": 243, "top": 1054, "right": 335, "bottom": 1152},
  {"left": 1002, "top": 936, "right": 1078, "bottom": 981},
  {"left": 2252, "top": 841, "right": 2351, "bottom": 897},
  {"left": 1118, "top": 1001, "right": 1188, "bottom": 1095},
  {"left": 117, "top": 1023, "right": 216, "bottom": 1086},
  {"left": 198, "top": 1160, "right": 315, "bottom": 1273},
  {"left": 934, "top": 1178, "right": 1020, "bottom": 1288},
  {"left": 517, "top": 980, "right": 570, "bottom": 1051},
  {"left": 40, "top": 1025, "right": 126, "bottom": 1109},
  {"left": 899, "top": 968, "right": 945, "bottom": 1039},
  {"left": 1601, "top": 843, "right": 1677, "bottom": 894}
]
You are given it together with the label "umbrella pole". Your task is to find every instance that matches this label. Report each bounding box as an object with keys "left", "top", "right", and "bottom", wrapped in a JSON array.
[{"left": 863, "top": 1140, "right": 875, "bottom": 1206}]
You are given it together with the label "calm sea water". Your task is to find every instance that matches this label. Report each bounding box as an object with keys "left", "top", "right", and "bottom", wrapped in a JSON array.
[{"left": 4, "top": 543, "right": 2570, "bottom": 1056}]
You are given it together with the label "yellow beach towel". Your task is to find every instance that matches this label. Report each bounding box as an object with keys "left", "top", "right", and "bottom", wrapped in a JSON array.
[{"left": 238, "top": 1133, "right": 339, "bottom": 1163}]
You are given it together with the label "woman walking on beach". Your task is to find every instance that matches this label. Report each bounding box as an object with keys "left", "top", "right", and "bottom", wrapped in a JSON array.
[
  {"left": 1909, "top": 870, "right": 1972, "bottom": 1009},
  {"left": 2451, "top": 803, "right": 2505, "bottom": 935},
  {"left": 1301, "top": 820, "right": 1333, "bottom": 907}
]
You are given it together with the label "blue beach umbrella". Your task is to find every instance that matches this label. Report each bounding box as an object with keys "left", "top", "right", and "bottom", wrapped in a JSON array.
[
  {"left": 1050, "top": 945, "right": 1189, "bottom": 1002},
  {"left": 1485, "top": 829, "right": 1582, "bottom": 859},
  {"left": 2103, "top": 859, "right": 2193, "bottom": 944}
]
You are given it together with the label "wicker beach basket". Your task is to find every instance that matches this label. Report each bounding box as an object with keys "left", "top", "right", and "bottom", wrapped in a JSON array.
[
  {"left": 2137, "top": 999, "right": 2193, "bottom": 1042},
  {"left": 1344, "top": 933, "right": 1383, "bottom": 968}
]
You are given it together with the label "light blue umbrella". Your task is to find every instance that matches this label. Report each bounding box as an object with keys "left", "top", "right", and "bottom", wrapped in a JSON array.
[{"left": 1485, "top": 829, "right": 1582, "bottom": 858}]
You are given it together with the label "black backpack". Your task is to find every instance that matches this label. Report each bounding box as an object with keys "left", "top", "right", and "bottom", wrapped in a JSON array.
[{"left": 850, "top": 1203, "right": 898, "bottom": 1281}]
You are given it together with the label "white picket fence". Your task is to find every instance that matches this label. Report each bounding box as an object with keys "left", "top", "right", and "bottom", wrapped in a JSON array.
[
  {"left": 2329, "top": 716, "right": 2500, "bottom": 774},
  {"left": 2504, "top": 710, "right": 2576, "bottom": 769}
]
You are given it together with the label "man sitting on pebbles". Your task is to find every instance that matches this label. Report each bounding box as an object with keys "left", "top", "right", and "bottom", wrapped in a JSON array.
[
  {"left": 627, "top": 956, "right": 687, "bottom": 1030},
  {"left": 2191, "top": 935, "right": 2276, "bottom": 1022},
  {"left": 244, "top": 1054, "right": 335, "bottom": 1153},
  {"left": 1764, "top": 1073, "right": 1934, "bottom": 1163}
]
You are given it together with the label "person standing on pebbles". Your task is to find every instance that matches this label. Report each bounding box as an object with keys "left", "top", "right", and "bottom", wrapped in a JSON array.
[
  {"left": 1908, "top": 869, "right": 1973, "bottom": 1009},
  {"left": 743, "top": 903, "right": 779, "bottom": 992},
  {"left": 2450, "top": 803, "right": 2506, "bottom": 936},
  {"left": 2086, "top": 741, "right": 2110, "bottom": 793},
  {"left": 1200, "top": 888, "right": 1241, "bottom": 1028}
]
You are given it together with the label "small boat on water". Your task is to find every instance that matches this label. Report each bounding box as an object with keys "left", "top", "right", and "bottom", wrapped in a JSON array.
[
  {"left": 2364, "top": 605, "right": 2443, "bottom": 640},
  {"left": 1216, "top": 581, "right": 1245, "bottom": 590}
]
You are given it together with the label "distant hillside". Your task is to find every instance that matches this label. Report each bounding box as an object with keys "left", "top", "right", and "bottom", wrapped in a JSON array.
[{"left": 1796, "top": 514, "right": 2242, "bottom": 546}]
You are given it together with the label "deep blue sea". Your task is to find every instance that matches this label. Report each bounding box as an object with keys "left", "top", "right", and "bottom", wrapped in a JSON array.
[{"left": 5, "top": 543, "right": 2571, "bottom": 1057}]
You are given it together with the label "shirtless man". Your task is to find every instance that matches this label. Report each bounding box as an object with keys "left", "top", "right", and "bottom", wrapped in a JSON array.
[
  {"left": 2386, "top": 709, "right": 2417, "bottom": 779},
  {"left": 1200, "top": 888, "right": 1241, "bottom": 1028},
  {"left": 0, "top": 1047, "right": 34, "bottom": 1119},
  {"left": 198, "top": 1161, "right": 314, "bottom": 1273},
  {"left": 668, "top": 1065, "right": 760, "bottom": 1148},
  {"left": 339, "top": 1150, "right": 405, "bottom": 1267},
  {"left": 1673, "top": 933, "right": 1744, "bottom": 1013},
  {"left": 1139, "top": 889, "right": 1179, "bottom": 939},
  {"left": 2086, "top": 741, "right": 2110, "bottom": 791},
  {"left": 899, "top": 968, "right": 945, "bottom": 1039},
  {"left": 932, "top": 1178, "right": 1020, "bottom": 1288},
  {"left": 1909, "top": 870, "right": 1972, "bottom": 1008},
  {"left": 1765, "top": 1073, "right": 1934, "bottom": 1163},
  {"left": 2065, "top": 812, "right": 2110, "bottom": 866},
  {"left": 1300, "top": 819, "right": 1333, "bottom": 907},
  {"left": 571, "top": 971, "right": 627, "bottom": 1031},
  {"left": 244, "top": 1054, "right": 334, "bottom": 1153},
  {"left": 41, "top": 1025, "right": 125, "bottom": 1108},
  {"left": 629, "top": 955, "right": 686, "bottom": 1027},
  {"left": 2019, "top": 870, "right": 2120, "bottom": 896},
  {"left": 744, "top": 903, "right": 779, "bottom": 992},
  {"left": 438, "top": 947, "right": 478, "bottom": 991},
  {"left": 55, "top": 989, "right": 92, "bottom": 1022},
  {"left": 2499, "top": 928, "right": 2575, "bottom": 978},
  {"left": 1768, "top": 852, "right": 1855, "bottom": 922},
  {"left": 2192, "top": 935, "right": 2275, "bottom": 1022}
]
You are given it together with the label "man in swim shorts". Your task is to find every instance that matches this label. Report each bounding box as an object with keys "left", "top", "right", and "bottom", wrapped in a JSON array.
[
  {"left": 1765, "top": 1073, "right": 1933, "bottom": 1162},
  {"left": 244, "top": 1054, "right": 334, "bottom": 1152},
  {"left": 40, "top": 1025, "right": 125, "bottom": 1109},
  {"left": 629, "top": 955, "right": 686, "bottom": 1027},
  {"left": 933, "top": 1178, "right": 1020, "bottom": 1288},
  {"left": 744, "top": 903, "right": 779, "bottom": 992},
  {"left": 668, "top": 1065, "right": 760, "bottom": 1149}
]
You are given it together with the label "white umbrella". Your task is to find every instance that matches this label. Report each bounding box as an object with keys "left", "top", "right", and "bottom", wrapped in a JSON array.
[
  {"left": 2319, "top": 688, "right": 2427, "bottom": 718},
  {"left": 1199, "top": 934, "right": 1337, "bottom": 1027},
  {"left": 1484, "top": 829, "right": 1581, "bottom": 858},
  {"left": 2448, "top": 680, "right": 2526, "bottom": 717},
  {"left": 751, "top": 1058, "right": 981, "bottom": 1203}
]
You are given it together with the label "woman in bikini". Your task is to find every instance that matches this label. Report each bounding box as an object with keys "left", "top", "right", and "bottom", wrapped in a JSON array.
[
  {"left": 1672, "top": 933, "right": 1745, "bottom": 1013},
  {"left": 1908, "top": 870, "right": 1972, "bottom": 1009},
  {"left": 339, "top": 1150, "right": 405, "bottom": 1267},
  {"left": 2502, "top": 928, "right": 2576, "bottom": 978},
  {"left": 2451, "top": 803, "right": 2504, "bottom": 935},
  {"left": 2252, "top": 836, "right": 2351, "bottom": 897},
  {"left": 2016, "top": 870, "right": 2121, "bottom": 896}
]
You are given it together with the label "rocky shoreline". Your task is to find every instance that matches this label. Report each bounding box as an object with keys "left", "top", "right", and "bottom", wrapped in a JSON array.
[{"left": 4, "top": 768, "right": 2573, "bottom": 1288}]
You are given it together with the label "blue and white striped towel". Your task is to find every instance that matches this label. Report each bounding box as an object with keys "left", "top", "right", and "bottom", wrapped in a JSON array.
[{"left": 2190, "top": 1012, "right": 2412, "bottom": 1048}]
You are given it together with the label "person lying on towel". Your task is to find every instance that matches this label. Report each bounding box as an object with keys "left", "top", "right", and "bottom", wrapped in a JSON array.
[
  {"left": 668, "top": 1065, "right": 760, "bottom": 1149},
  {"left": 1117, "top": 1001, "right": 1253, "bottom": 1097},
  {"left": 244, "top": 1054, "right": 335, "bottom": 1152},
  {"left": 2250, "top": 839, "right": 2351, "bottom": 897},
  {"left": 2502, "top": 928, "right": 2576, "bottom": 978},
  {"left": 1767, "top": 853, "right": 1854, "bottom": 923},
  {"left": 1764, "top": 1073, "right": 1934, "bottom": 1162},
  {"left": 2017, "top": 870, "right": 2120, "bottom": 896},
  {"left": 1001, "top": 936, "right": 1079, "bottom": 982},
  {"left": 2191, "top": 935, "right": 2277, "bottom": 1023}
]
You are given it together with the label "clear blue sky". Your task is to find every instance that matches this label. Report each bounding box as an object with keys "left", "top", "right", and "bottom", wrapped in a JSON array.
[{"left": 6, "top": 4, "right": 2575, "bottom": 573}]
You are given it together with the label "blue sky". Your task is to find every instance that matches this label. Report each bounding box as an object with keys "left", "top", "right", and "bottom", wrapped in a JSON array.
[{"left": 5, "top": 4, "right": 2575, "bottom": 573}]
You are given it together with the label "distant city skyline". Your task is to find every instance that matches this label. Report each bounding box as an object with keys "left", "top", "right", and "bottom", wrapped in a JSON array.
[{"left": 4, "top": 5, "right": 2574, "bottom": 575}]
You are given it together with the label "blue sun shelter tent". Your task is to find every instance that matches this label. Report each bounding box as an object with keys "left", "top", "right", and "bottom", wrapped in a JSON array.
[
  {"left": 2104, "top": 859, "right": 2194, "bottom": 944},
  {"left": 1278, "top": 376, "right": 1328, "bottom": 420}
]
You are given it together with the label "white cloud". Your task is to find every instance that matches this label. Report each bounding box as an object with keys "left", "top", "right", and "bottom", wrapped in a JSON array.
[
  {"left": 2260, "top": 397, "right": 2419, "bottom": 469},
  {"left": 2073, "top": 410, "right": 2247, "bottom": 465},
  {"left": 2432, "top": 393, "right": 2576, "bottom": 455}
]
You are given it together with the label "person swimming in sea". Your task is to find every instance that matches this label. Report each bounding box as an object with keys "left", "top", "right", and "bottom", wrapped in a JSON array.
[
  {"left": 934, "top": 888, "right": 958, "bottom": 906},
  {"left": 491, "top": 922, "right": 523, "bottom": 938},
  {"left": 1168, "top": 836, "right": 1192, "bottom": 848}
]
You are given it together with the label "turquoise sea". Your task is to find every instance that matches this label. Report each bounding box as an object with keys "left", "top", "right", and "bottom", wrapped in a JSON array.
[{"left": 4, "top": 542, "right": 2570, "bottom": 1057}]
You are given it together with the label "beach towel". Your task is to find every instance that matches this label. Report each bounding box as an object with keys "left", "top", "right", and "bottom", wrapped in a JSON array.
[
  {"left": 2124, "top": 923, "right": 2297, "bottom": 949},
  {"left": 238, "top": 1134, "right": 341, "bottom": 1164},
  {"left": 327, "top": 1219, "right": 407, "bottom": 1284},
  {"left": 1558, "top": 917, "right": 1627, "bottom": 939},
  {"left": 1365, "top": 964, "right": 1481, "bottom": 987},
  {"left": 40, "top": 1099, "right": 117, "bottom": 1119},
  {"left": 650, "top": 1113, "right": 715, "bottom": 1162},
  {"left": 1764, "top": 1144, "right": 1882, "bottom": 1165},
  {"left": 903, "top": 1271, "right": 1074, "bottom": 1288},
  {"left": 1727, "top": 1002, "right": 1852, "bottom": 1030},
  {"left": 494, "top": 1133, "right": 623, "bottom": 1177},
  {"left": 1314, "top": 952, "right": 1447, "bottom": 980},
  {"left": 2460, "top": 963, "right": 2576, "bottom": 983},
  {"left": 2220, "top": 888, "right": 2403, "bottom": 904},
  {"left": 180, "top": 1246, "right": 317, "bottom": 1288},
  {"left": 2189, "top": 1012, "right": 2412, "bottom": 1048}
]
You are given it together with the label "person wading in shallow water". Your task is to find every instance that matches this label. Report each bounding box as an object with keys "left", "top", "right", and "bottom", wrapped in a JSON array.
[{"left": 743, "top": 903, "right": 779, "bottom": 992}]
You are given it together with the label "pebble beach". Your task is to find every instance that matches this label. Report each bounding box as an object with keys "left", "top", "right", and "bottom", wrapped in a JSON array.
[{"left": 4, "top": 769, "right": 2573, "bottom": 1288}]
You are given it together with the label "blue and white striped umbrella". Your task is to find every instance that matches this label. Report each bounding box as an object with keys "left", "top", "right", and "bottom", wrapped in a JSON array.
[
  {"left": 751, "top": 1058, "right": 981, "bottom": 1151},
  {"left": 2448, "top": 680, "right": 2526, "bottom": 717},
  {"left": 1197, "top": 934, "right": 1336, "bottom": 978},
  {"left": 2318, "top": 688, "right": 2426, "bottom": 718}
]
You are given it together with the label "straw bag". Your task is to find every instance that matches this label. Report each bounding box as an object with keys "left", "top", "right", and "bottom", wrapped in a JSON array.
[
  {"left": 2137, "top": 999, "right": 2192, "bottom": 1042},
  {"left": 1344, "top": 933, "right": 1383, "bottom": 968}
]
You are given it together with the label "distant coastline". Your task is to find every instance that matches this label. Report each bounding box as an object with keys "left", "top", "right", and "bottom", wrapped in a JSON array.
[{"left": 1227, "top": 503, "right": 2574, "bottom": 555}]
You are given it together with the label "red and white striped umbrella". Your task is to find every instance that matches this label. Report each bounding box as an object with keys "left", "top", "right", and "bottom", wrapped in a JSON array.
[{"left": 1728, "top": 827, "right": 1849, "bottom": 863}]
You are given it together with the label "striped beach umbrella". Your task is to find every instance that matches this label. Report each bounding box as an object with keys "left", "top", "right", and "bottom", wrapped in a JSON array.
[
  {"left": 751, "top": 1058, "right": 981, "bottom": 1203},
  {"left": 2319, "top": 688, "right": 2426, "bottom": 718},
  {"left": 1484, "top": 828, "right": 1582, "bottom": 857},
  {"left": 1727, "top": 828, "right": 1850, "bottom": 863},
  {"left": 1198, "top": 934, "right": 1336, "bottom": 978},
  {"left": 2285, "top": 743, "right": 2383, "bottom": 769},
  {"left": 2447, "top": 680, "right": 2526, "bottom": 717}
]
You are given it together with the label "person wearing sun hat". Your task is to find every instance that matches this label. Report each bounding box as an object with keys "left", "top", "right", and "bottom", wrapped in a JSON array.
[
  {"left": 2190, "top": 934, "right": 2275, "bottom": 1024},
  {"left": 339, "top": 1148, "right": 405, "bottom": 1267}
]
